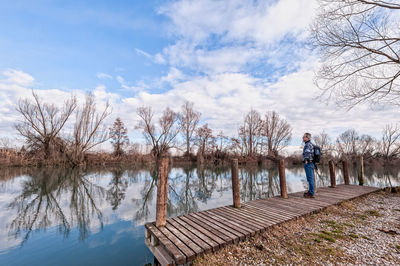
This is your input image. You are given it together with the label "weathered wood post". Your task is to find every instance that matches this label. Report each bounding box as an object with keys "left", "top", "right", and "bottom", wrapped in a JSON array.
[
  {"left": 313, "top": 169, "right": 317, "bottom": 193},
  {"left": 231, "top": 159, "right": 241, "bottom": 208},
  {"left": 329, "top": 160, "right": 336, "bottom": 188},
  {"left": 156, "top": 157, "right": 169, "bottom": 227},
  {"left": 342, "top": 160, "right": 350, "bottom": 185},
  {"left": 358, "top": 155, "right": 364, "bottom": 186},
  {"left": 278, "top": 159, "right": 288, "bottom": 199}
]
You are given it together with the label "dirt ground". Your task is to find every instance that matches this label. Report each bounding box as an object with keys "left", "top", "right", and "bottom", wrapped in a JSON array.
[{"left": 194, "top": 190, "right": 400, "bottom": 265}]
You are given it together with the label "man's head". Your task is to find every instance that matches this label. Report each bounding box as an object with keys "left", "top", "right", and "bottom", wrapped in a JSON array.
[{"left": 303, "top": 132, "right": 311, "bottom": 142}]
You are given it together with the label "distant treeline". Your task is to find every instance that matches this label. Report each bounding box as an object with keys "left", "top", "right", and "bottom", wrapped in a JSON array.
[{"left": 0, "top": 91, "right": 399, "bottom": 167}]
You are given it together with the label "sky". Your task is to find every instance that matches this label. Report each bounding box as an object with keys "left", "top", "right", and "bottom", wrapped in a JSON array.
[{"left": 0, "top": 0, "right": 399, "bottom": 152}]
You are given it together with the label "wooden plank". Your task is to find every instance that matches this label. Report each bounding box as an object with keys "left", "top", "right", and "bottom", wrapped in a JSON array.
[
  {"left": 203, "top": 210, "right": 255, "bottom": 236},
  {"left": 165, "top": 221, "right": 204, "bottom": 256},
  {"left": 248, "top": 200, "right": 300, "bottom": 220},
  {"left": 268, "top": 196, "right": 329, "bottom": 210},
  {"left": 172, "top": 217, "right": 220, "bottom": 252},
  {"left": 209, "top": 208, "right": 265, "bottom": 233},
  {"left": 252, "top": 198, "right": 317, "bottom": 216},
  {"left": 232, "top": 204, "right": 285, "bottom": 225},
  {"left": 292, "top": 191, "right": 347, "bottom": 204},
  {"left": 244, "top": 202, "right": 296, "bottom": 222},
  {"left": 267, "top": 196, "right": 325, "bottom": 210},
  {"left": 178, "top": 216, "right": 227, "bottom": 247},
  {"left": 156, "top": 223, "right": 196, "bottom": 262},
  {"left": 183, "top": 215, "right": 234, "bottom": 244},
  {"left": 145, "top": 223, "right": 186, "bottom": 264},
  {"left": 195, "top": 211, "right": 250, "bottom": 239},
  {"left": 145, "top": 238, "right": 174, "bottom": 266},
  {"left": 244, "top": 200, "right": 302, "bottom": 218},
  {"left": 219, "top": 206, "right": 273, "bottom": 228},
  {"left": 188, "top": 213, "right": 240, "bottom": 242}
]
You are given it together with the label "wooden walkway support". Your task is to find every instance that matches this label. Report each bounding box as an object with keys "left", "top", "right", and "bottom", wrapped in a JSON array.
[
  {"left": 231, "top": 159, "right": 241, "bottom": 208},
  {"left": 329, "top": 160, "right": 336, "bottom": 188},
  {"left": 278, "top": 159, "right": 288, "bottom": 199},
  {"left": 342, "top": 161, "right": 350, "bottom": 185},
  {"left": 156, "top": 157, "right": 169, "bottom": 227},
  {"left": 145, "top": 185, "right": 380, "bottom": 265},
  {"left": 358, "top": 155, "right": 364, "bottom": 186}
]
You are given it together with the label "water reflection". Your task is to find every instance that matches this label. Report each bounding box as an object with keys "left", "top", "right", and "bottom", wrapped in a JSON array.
[
  {"left": 8, "top": 168, "right": 105, "bottom": 244},
  {"left": 0, "top": 164, "right": 398, "bottom": 266}
]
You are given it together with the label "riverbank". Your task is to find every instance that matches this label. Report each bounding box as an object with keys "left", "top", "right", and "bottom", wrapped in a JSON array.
[{"left": 194, "top": 189, "right": 400, "bottom": 265}]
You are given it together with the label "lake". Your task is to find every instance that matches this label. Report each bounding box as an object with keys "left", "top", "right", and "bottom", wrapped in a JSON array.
[{"left": 0, "top": 163, "right": 398, "bottom": 266}]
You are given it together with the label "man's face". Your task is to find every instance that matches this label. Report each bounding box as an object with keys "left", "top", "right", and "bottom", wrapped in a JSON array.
[{"left": 303, "top": 135, "right": 309, "bottom": 142}]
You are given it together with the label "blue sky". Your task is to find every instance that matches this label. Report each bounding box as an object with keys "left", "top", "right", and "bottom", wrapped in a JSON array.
[
  {"left": 0, "top": 0, "right": 171, "bottom": 95},
  {"left": 0, "top": 0, "right": 398, "bottom": 152}
]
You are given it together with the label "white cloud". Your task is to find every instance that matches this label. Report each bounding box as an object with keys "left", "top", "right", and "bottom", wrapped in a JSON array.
[
  {"left": 2, "top": 69, "right": 34, "bottom": 86},
  {"left": 135, "top": 48, "right": 166, "bottom": 64},
  {"left": 96, "top": 72, "right": 113, "bottom": 80}
]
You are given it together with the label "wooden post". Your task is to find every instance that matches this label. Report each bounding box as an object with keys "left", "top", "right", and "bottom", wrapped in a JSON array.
[
  {"left": 329, "top": 160, "right": 336, "bottom": 188},
  {"left": 313, "top": 169, "right": 317, "bottom": 193},
  {"left": 156, "top": 157, "right": 169, "bottom": 227},
  {"left": 231, "top": 159, "right": 241, "bottom": 208},
  {"left": 278, "top": 159, "right": 288, "bottom": 199},
  {"left": 342, "top": 160, "right": 350, "bottom": 185},
  {"left": 358, "top": 155, "right": 364, "bottom": 186}
]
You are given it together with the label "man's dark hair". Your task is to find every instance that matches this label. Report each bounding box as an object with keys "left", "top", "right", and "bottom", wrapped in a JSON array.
[{"left": 304, "top": 132, "right": 311, "bottom": 139}]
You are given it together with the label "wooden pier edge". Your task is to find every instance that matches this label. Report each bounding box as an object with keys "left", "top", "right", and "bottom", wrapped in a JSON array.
[{"left": 145, "top": 185, "right": 381, "bottom": 266}]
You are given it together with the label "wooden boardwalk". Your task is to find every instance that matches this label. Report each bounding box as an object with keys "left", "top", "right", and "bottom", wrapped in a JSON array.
[{"left": 145, "top": 184, "right": 380, "bottom": 265}]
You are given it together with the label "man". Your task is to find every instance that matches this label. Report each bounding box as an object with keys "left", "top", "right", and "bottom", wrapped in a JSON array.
[{"left": 302, "top": 133, "right": 315, "bottom": 198}]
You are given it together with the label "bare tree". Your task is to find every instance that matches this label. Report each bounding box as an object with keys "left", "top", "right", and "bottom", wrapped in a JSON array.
[
  {"left": 178, "top": 101, "right": 201, "bottom": 157},
  {"left": 379, "top": 123, "right": 400, "bottom": 161},
  {"left": 239, "top": 109, "right": 263, "bottom": 156},
  {"left": 109, "top": 118, "right": 129, "bottom": 156},
  {"left": 136, "top": 106, "right": 180, "bottom": 159},
  {"left": 66, "top": 93, "right": 110, "bottom": 165},
  {"left": 336, "top": 128, "right": 376, "bottom": 158},
  {"left": 357, "top": 134, "right": 376, "bottom": 157},
  {"left": 216, "top": 130, "right": 228, "bottom": 152},
  {"left": 336, "top": 129, "right": 359, "bottom": 157},
  {"left": 311, "top": 0, "right": 400, "bottom": 107},
  {"left": 261, "top": 111, "right": 292, "bottom": 156},
  {"left": 314, "top": 131, "right": 331, "bottom": 151},
  {"left": 196, "top": 124, "right": 214, "bottom": 157},
  {"left": 15, "top": 91, "right": 77, "bottom": 159}
]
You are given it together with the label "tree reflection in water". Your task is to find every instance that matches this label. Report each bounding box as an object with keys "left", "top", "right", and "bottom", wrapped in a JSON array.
[
  {"left": 132, "top": 167, "right": 157, "bottom": 223},
  {"left": 8, "top": 167, "right": 105, "bottom": 244},
  {"left": 106, "top": 168, "right": 128, "bottom": 211}
]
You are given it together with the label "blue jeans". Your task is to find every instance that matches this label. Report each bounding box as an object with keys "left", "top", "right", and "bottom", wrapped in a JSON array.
[{"left": 304, "top": 162, "right": 315, "bottom": 196}]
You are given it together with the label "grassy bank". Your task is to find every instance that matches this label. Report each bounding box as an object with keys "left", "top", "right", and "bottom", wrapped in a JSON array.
[{"left": 194, "top": 189, "right": 400, "bottom": 265}]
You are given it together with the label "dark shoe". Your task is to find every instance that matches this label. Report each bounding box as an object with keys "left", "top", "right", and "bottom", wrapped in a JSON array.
[
  {"left": 304, "top": 193, "right": 315, "bottom": 198},
  {"left": 303, "top": 192, "right": 311, "bottom": 197}
]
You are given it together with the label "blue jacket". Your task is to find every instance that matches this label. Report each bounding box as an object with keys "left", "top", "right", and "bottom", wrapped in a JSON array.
[{"left": 303, "top": 141, "right": 314, "bottom": 162}]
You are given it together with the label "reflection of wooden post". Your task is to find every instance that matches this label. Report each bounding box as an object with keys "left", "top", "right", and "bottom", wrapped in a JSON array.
[
  {"left": 329, "top": 160, "right": 336, "bottom": 188},
  {"left": 313, "top": 169, "right": 317, "bottom": 193},
  {"left": 156, "top": 157, "right": 169, "bottom": 227},
  {"left": 231, "top": 159, "right": 241, "bottom": 208},
  {"left": 358, "top": 155, "right": 364, "bottom": 186},
  {"left": 343, "top": 161, "right": 350, "bottom": 185},
  {"left": 279, "top": 159, "right": 288, "bottom": 199}
]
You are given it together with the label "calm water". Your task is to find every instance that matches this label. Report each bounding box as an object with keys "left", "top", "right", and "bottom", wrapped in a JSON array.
[{"left": 0, "top": 164, "right": 398, "bottom": 266}]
